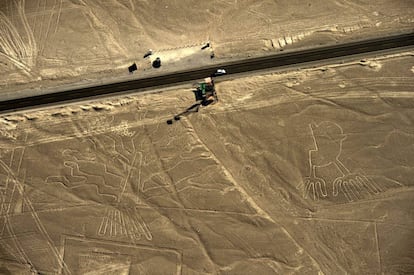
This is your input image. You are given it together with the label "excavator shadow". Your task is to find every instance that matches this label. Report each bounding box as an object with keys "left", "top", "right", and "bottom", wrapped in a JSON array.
[{"left": 167, "top": 77, "right": 217, "bottom": 125}]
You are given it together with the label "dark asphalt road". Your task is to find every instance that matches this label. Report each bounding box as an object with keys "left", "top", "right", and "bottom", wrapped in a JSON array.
[{"left": 1, "top": 32, "right": 413, "bottom": 112}]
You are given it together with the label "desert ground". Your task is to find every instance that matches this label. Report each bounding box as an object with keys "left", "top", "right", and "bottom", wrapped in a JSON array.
[
  {"left": 0, "top": 0, "right": 413, "bottom": 93},
  {"left": 1, "top": 0, "right": 414, "bottom": 274},
  {"left": 0, "top": 49, "right": 413, "bottom": 273}
]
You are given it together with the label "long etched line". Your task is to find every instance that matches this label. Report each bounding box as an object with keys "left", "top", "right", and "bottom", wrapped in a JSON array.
[
  {"left": 374, "top": 222, "right": 382, "bottom": 274},
  {"left": 118, "top": 151, "right": 141, "bottom": 203}
]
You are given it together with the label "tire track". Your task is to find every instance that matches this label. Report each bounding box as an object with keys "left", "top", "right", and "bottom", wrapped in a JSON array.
[
  {"left": 0, "top": 0, "right": 37, "bottom": 74},
  {"left": 0, "top": 158, "right": 70, "bottom": 274},
  {"left": 77, "top": 0, "right": 128, "bottom": 58},
  {"left": 181, "top": 117, "right": 326, "bottom": 273},
  {"left": 17, "top": 0, "right": 37, "bottom": 66},
  {"left": 40, "top": 0, "right": 57, "bottom": 56},
  {"left": 54, "top": 0, "right": 63, "bottom": 34}
]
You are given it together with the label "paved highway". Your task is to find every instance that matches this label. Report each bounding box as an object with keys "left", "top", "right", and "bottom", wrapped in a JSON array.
[{"left": 1, "top": 32, "right": 413, "bottom": 112}]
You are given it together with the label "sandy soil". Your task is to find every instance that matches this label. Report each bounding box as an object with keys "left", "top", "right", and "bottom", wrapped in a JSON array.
[
  {"left": 0, "top": 0, "right": 413, "bottom": 94},
  {"left": 0, "top": 51, "right": 413, "bottom": 274}
]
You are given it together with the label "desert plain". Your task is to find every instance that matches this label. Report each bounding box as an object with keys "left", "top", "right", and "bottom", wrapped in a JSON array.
[
  {"left": 1, "top": 0, "right": 414, "bottom": 274},
  {"left": 0, "top": 51, "right": 413, "bottom": 274},
  {"left": 1, "top": 0, "right": 413, "bottom": 92}
]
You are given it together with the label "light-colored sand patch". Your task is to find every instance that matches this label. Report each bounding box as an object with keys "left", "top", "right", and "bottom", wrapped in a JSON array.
[
  {"left": 359, "top": 59, "right": 383, "bottom": 71},
  {"left": 150, "top": 45, "right": 208, "bottom": 64}
]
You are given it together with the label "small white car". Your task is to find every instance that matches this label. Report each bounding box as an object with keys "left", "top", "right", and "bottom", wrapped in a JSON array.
[{"left": 213, "top": 69, "right": 227, "bottom": 76}]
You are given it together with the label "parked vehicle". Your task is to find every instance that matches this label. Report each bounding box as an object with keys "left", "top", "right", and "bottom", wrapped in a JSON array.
[
  {"left": 143, "top": 49, "right": 153, "bottom": 58},
  {"left": 152, "top": 57, "right": 161, "bottom": 68}
]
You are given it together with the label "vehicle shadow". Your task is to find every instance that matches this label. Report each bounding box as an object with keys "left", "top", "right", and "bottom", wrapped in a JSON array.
[{"left": 166, "top": 89, "right": 215, "bottom": 125}]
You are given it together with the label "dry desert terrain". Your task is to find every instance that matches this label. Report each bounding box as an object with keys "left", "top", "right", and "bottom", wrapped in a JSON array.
[
  {"left": 0, "top": 0, "right": 413, "bottom": 93},
  {"left": 1, "top": 0, "right": 414, "bottom": 274},
  {"left": 0, "top": 51, "right": 413, "bottom": 274}
]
